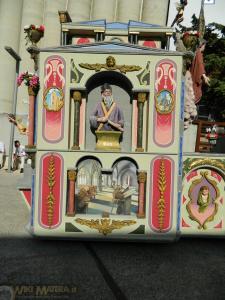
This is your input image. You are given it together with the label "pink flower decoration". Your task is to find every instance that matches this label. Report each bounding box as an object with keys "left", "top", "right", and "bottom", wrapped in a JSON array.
[{"left": 39, "top": 25, "right": 45, "bottom": 32}]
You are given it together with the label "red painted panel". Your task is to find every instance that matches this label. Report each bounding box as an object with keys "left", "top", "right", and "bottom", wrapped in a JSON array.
[
  {"left": 143, "top": 40, "right": 157, "bottom": 48},
  {"left": 77, "top": 38, "right": 90, "bottom": 44},
  {"left": 43, "top": 56, "right": 66, "bottom": 142},
  {"left": 153, "top": 60, "right": 177, "bottom": 147},
  {"left": 39, "top": 153, "right": 63, "bottom": 228},
  {"left": 182, "top": 218, "right": 190, "bottom": 228},
  {"left": 20, "top": 189, "right": 31, "bottom": 207},
  {"left": 186, "top": 170, "right": 198, "bottom": 182},
  {"left": 211, "top": 171, "right": 222, "bottom": 182},
  {"left": 214, "top": 221, "right": 222, "bottom": 229},
  {"left": 150, "top": 157, "right": 174, "bottom": 232}
]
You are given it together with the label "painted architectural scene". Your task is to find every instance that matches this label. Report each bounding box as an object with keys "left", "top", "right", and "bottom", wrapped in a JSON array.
[{"left": 74, "top": 158, "right": 138, "bottom": 216}]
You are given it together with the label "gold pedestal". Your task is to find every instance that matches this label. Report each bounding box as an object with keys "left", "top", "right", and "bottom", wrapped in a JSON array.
[{"left": 95, "top": 131, "right": 121, "bottom": 151}]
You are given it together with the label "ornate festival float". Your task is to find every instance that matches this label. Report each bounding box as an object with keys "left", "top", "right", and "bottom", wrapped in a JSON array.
[{"left": 16, "top": 0, "right": 225, "bottom": 241}]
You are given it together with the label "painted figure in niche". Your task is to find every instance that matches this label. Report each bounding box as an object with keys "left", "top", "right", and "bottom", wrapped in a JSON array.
[
  {"left": 89, "top": 83, "right": 124, "bottom": 132},
  {"left": 112, "top": 185, "right": 132, "bottom": 215},
  {"left": 76, "top": 185, "right": 97, "bottom": 213},
  {"left": 197, "top": 185, "right": 211, "bottom": 213},
  {"left": 186, "top": 171, "right": 219, "bottom": 230},
  {"left": 155, "top": 90, "right": 174, "bottom": 114},
  {"left": 43, "top": 87, "right": 64, "bottom": 111}
]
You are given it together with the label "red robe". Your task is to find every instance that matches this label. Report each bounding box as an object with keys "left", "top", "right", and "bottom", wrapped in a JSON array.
[{"left": 190, "top": 48, "right": 206, "bottom": 103}]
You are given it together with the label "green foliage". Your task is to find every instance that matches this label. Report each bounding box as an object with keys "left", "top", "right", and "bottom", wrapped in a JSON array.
[{"left": 201, "top": 22, "right": 225, "bottom": 120}]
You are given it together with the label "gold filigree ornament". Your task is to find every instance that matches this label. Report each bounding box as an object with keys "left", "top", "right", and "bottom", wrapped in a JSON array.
[
  {"left": 155, "top": 89, "right": 175, "bottom": 114},
  {"left": 47, "top": 155, "right": 56, "bottom": 227},
  {"left": 79, "top": 56, "right": 142, "bottom": 74},
  {"left": 157, "top": 159, "right": 166, "bottom": 231},
  {"left": 186, "top": 171, "right": 220, "bottom": 230},
  {"left": 43, "top": 87, "right": 64, "bottom": 112},
  {"left": 75, "top": 218, "right": 136, "bottom": 236}
]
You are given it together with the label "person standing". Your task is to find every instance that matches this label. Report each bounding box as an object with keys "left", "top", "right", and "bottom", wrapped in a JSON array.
[
  {"left": 0, "top": 141, "right": 6, "bottom": 169},
  {"left": 13, "top": 140, "right": 26, "bottom": 173}
]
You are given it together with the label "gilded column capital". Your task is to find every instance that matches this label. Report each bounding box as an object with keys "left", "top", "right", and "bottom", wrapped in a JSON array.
[
  {"left": 68, "top": 170, "right": 77, "bottom": 181},
  {"left": 138, "top": 171, "right": 147, "bottom": 183},
  {"left": 72, "top": 91, "right": 82, "bottom": 103},
  {"left": 137, "top": 92, "right": 147, "bottom": 103}
]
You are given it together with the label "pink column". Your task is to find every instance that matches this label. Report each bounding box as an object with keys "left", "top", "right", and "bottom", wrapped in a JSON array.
[
  {"left": 137, "top": 171, "right": 147, "bottom": 218},
  {"left": 67, "top": 170, "right": 76, "bottom": 216},
  {"left": 27, "top": 86, "right": 36, "bottom": 147}
]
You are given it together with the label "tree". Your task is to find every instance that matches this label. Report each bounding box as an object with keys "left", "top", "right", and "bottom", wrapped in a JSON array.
[
  {"left": 177, "top": 16, "right": 225, "bottom": 120},
  {"left": 201, "top": 22, "right": 225, "bottom": 121}
]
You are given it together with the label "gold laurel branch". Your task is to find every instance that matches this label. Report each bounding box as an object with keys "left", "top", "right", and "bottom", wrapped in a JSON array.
[
  {"left": 47, "top": 155, "right": 56, "bottom": 228},
  {"left": 157, "top": 160, "right": 167, "bottom": 231},
  {"left": 75, "top": 218, "right": 136, "bottom": 236}
]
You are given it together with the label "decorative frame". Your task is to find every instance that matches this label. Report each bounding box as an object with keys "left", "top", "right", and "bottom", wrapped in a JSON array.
[
  {"left": 186, "top": 171, "right": 220, "bottom": 230},
  {"left": 155, "top": 89, "right": 175, "bottom": 114},
  {"left": 43, "top": 87, "right": 64, "bottom": 112}
]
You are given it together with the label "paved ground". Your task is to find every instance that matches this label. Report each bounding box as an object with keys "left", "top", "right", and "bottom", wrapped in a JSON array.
[{"left": 1, "top": 169, "right": 225, "bottom": 299}]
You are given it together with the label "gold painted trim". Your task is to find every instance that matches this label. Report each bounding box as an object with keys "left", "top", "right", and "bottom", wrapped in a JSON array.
[
  {"left": 43, "top": 87, "right": 64, "bottom": 112},
  {"left": 188, "top": 159, "right": 225, "bottom": 172},
  {"left": 47, "top": 155, "right": 56, "bottom": 228},
  {"left": 79, "top": 56, "right": 142, "bottom": 74},
  {"left": 155, "top": 89, "right": 175, "bottom": 115},
  {"left": 157, "top": 159, "right": 166, "bottom": 231},
  {"left": 186, "top": 171, "right": 220, "bottom": 230},
  {"left": 75, "top": 218, "right": 136, "bottom": 236}
]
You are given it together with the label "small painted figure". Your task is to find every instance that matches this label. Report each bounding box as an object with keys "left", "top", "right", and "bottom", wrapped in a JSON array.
[
  {"left": 197, "top": 185, "right": 211, "bottom": 213},
  {"left": 89, "top": 83, "right": 124, "bottom": 132}
]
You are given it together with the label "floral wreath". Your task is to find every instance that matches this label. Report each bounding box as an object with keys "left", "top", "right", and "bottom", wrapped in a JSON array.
[
  {"left": 17, "top": 72, "right": 40, "bottom": 93},
  {"left": 24, "top": 24, "right": 45, "bottom": 45}
]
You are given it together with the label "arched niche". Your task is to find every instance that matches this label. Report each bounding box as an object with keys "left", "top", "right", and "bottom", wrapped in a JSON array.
[
  {"left": 75, "top": 156, "right": 102, "bottom": 189},
  {"left": 112, "top": 157, "right": 139, "bottom": 189},
  {"left": 85, "top": 71, "right": 133, "bottom": 152}
]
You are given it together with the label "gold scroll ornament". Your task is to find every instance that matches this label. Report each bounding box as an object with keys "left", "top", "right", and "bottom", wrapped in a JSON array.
[
  {"left": 75, "top": 218, "right": 136, "bottom": 236},
  {"left": 79, "top": 56, "right": 142, "bottom": 74}
]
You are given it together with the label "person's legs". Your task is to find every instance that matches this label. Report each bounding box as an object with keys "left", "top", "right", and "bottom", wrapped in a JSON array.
[
  {"left": 12, "top": 156, "right": 19, "bottom": 171},
  {"left": 0, "top": 152, "right": 3, "bottom": 168},
  {"left": 19, "top": 156, "right": 25, "bottom": 173}
]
